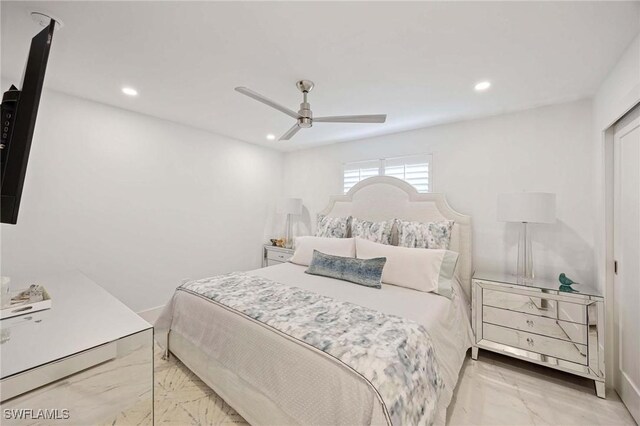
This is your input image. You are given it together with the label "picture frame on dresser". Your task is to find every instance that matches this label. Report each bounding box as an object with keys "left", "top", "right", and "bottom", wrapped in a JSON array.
[{"left": 471, "top": 271, "right": 605, "bottom": 398}]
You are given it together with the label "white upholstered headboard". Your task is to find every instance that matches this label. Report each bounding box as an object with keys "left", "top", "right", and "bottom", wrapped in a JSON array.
[{"left": 319, "top": 176, "right": 473, "bottom": 298}]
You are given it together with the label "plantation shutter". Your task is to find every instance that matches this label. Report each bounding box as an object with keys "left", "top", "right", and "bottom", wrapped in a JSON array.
[
  {"left": 383, "top": 155, "right": 431, "bottom": 193},
  {"left": 343, "top": 160, "right": 381, "bottom": 193}
]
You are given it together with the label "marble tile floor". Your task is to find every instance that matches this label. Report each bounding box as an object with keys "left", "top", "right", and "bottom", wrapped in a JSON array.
[
  {"left": 151, "top": 347, "right": 635, "bottom": 426},
  {"left": 447, "top": 351, "right": 635, "bottom": 425}
]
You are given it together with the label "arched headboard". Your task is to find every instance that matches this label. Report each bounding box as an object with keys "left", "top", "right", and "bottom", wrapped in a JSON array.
[{"left": 319, "top": 176, "right": 473, "bottom": 298}]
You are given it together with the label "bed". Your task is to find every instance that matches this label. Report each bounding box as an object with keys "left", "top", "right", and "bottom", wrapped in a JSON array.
[{"left": 155, "top": 176, "right": 474, "bottom": 425}]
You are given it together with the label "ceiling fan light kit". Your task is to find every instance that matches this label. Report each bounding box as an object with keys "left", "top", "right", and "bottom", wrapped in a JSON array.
[{"left": 235, "top": 80, "right": 387, "bottom": 141}]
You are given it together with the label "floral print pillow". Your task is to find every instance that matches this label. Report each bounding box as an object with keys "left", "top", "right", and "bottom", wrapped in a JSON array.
[
  {"left": 315, "top": 214, "right": 351, "bottom": 238},
  {"left": 350, "top": 217, "right": 395, "bottom": 245},
  {"left": 397, "top": 220, "right": 454, "bottom": 250}
]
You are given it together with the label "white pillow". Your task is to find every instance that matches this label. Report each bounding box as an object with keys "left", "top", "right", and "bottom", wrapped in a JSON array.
[
  {"left": 355, "top": 238, "right": 458, "bottom": 297},
  {"left": 290, "top": 237, "right": 356, "bottom": 267}
]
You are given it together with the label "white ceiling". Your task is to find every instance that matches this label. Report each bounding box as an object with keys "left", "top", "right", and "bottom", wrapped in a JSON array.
[{"left": 2, "top": 1, "right": 639, "bottom": 152}]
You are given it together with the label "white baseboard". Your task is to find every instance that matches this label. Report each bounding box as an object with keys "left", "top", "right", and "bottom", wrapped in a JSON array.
[{"left": 137, "top": 305, "right": 165, "bottom": 324}]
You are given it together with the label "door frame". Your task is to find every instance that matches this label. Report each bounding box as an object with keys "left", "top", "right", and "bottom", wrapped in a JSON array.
[
  {"left": 611, "top": 111, "right": 640, "bottom": 418},
  {"left": 601, "top": 94, "right": 640, "bottom": 391}
]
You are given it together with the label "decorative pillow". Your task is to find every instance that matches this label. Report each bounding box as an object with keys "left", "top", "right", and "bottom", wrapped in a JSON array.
[
  {"left": 350, "top": 218, "right": 395, "bottom": 245},
  {"left": 290, "top": 236, "right": 356, "bottom": 267},
  {"left": 305, "top": 250, "right": 386, "bottom": 289},
  {"left": 315, "top": 214, "right": 351, "bottom": 238},
  {"left": 356, "top": 238, "right": 458, "bottom": 297},
  {"left": 397, "top": 220, "right": 454, "bottom": 250}
]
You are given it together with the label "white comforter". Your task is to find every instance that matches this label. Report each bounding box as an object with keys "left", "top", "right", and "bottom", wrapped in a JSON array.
[{"left": 155, "top": 262, "right": 473, "bottom": 425}]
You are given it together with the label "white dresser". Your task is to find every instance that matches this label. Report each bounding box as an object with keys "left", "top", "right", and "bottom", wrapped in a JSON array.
[
  {"left": 262, "top": 244, "right": 294, "bottom": 267},
  {"left": 0, "top": 271, "right": 153, "bottom": 424},
  {"left": 472, "top": 272, "right": 605, "bottom": 398}
]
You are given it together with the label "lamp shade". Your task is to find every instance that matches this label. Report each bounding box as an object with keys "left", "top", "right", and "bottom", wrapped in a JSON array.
[
  {"left": 497, "top": 192, "right": 556, "bottom": 224},
  {"left": 277, "top": 198, "right": 303, "bottom": 215}
]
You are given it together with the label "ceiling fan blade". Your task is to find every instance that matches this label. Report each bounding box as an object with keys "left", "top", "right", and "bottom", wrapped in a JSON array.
[
  {"left": 313, "top": 114, "right": 387, "bottom": 123},
  {"left": 279, "top": 123, "right": 301, "bottom": 141},
  {"left": 235, "top": 87, "right": 299, "bottom": 119}
]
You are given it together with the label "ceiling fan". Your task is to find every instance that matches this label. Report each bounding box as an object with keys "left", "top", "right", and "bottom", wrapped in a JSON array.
[{"left": 235, "top": 80, "right": 387, "bottom": 141}]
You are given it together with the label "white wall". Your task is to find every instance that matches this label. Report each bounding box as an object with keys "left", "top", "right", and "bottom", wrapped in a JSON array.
[
  {"left": 0, "top": 87, "right": 283, "bottom": 312},
  {"left": 284, "top": 100, "right": 595, "bottom": 283}
]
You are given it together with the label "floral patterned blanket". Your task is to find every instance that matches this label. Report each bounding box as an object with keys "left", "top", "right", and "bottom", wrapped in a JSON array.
[{"left": 180, "top": 272, "right": 444, "bottom": 425}]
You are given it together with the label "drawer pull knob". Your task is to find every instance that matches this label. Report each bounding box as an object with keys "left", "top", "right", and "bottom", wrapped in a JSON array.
[
  {"left": 526, "top": 320, "right": 534, "bottom": 327},
  {"left": 526, "top": 337, "right": 535, "bottom": 347}
]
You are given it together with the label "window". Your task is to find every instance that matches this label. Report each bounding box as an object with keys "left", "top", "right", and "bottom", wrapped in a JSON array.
[
  {"left": 343, "top": 160, "right": 382, "bottom": 194},
  {"left": 343, "top": 154, "right": 432, "bottom": 194},
  {"left": 383, "top": 155, "right": 430, "bottom": 193}
]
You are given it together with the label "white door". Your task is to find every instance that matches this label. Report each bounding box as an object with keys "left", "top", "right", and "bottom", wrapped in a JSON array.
[{"left": 613, "top": 108, "right": 640, "bottom": 423}]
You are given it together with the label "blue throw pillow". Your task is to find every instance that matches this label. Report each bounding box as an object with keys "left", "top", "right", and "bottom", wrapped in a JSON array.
[{"left": 305, "top": 250, "right": 386, "bottom": 289}]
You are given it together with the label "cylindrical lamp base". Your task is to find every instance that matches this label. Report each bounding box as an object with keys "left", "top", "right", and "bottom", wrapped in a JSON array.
[
  {"left": 516, "top": 222, "right": 534, "bottom": 283},
  {"left": 284, "top": 214, "right": 294, "bottom": 249}
]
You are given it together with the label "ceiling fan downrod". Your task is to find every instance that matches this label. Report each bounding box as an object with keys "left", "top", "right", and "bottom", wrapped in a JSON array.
[{"left": 296, "top": 80, "right": 314, "bottom": 128}]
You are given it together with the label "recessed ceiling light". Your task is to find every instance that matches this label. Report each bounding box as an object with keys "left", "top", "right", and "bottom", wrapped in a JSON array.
[
  {"left": 474, "top": 81, "right": 491, "bottom": 92},
  {"left": 266, "top": 134, "right": 276, "bottom": 141},
  {"left": 121, "top": 87, "right": 138, "bottom": 96}
]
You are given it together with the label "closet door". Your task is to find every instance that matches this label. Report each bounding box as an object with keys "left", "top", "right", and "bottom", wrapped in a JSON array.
[{"left": 613, "top": 107, "right": 640, "bottom": 424}]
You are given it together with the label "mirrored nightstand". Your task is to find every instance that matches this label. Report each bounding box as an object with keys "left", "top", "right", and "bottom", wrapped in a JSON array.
[
  {"left": 262, "top": 245, "right": 294, "bottom": 267},
  {"left": 471, "top": 271, "right": 605, "bottom": 398}
]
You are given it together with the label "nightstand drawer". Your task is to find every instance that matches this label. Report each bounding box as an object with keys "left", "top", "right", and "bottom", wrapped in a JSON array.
[
  {"left": 266, "top": 250, "right": 292, "bottom": 262},
  {"left": 483, "top": 306, "right": 587, "bottom": 345},
  {"left": 483, "top": 288, "right": 587, "bottom": 324},
  {"left": 483, "top": 323, "right": 588, "bottom": 365}
]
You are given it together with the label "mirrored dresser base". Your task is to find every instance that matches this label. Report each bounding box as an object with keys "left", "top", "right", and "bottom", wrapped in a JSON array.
[
  {"left": 471, "top": 272, "right": 605, "bottom": 398},
  {"left": 0, "top": 272, "right": 154, "bottom": 424}
]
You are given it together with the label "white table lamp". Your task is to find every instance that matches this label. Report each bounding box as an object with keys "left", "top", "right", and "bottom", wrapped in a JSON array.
[
  {"left": 277, "top": 198, "right": 303, "bottom": 249},
  {"left": 498, "top": 192, "right": 556, "bottom": 282}
]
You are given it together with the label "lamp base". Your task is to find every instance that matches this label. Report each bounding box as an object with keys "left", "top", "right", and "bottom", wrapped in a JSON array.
[
  {"left": 284, "top": 214, "right": 294, "bottom": 249},
  {"left": 516, "top": 222, "right": 534, "bottom": 283}
]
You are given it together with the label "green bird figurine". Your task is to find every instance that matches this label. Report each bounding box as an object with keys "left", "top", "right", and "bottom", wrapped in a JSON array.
[{"left": 559, "top": 273, "right": 579, "bottom": 293}]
